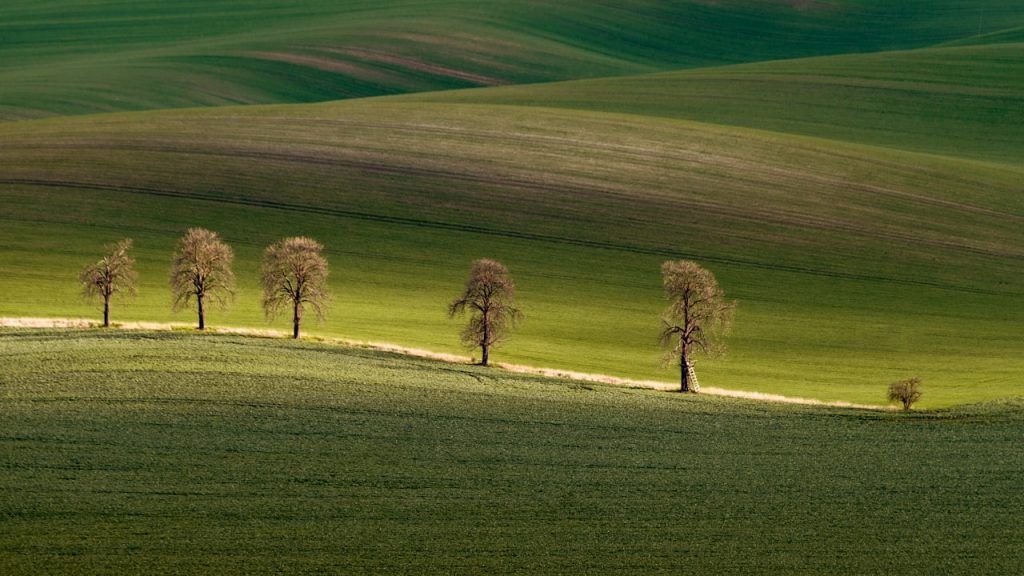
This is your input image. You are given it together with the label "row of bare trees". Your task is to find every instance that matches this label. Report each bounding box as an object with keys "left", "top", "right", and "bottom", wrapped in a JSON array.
[
  {"left": 81, "top": 229, "right": 329, "bottom": 339},
  {"left": 81, "top": 231, "right": 734, "bottom": 391},
  {"left": 447, "top": 258, "right": 738, "bottom": 390},
  {"left": 80, "top": 238, "right": 925, "bottom": 405}
]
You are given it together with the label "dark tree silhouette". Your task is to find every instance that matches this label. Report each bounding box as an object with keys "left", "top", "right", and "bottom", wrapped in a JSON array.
[
  {"left": 79, "top": 238, "right": 137, "bottom": 327},
  {"left": 448, "top": 259, "right": 522, "bottom": 366},
  {"left": 659, "top": 260, "right": 735, "bottom": 392},
  {"left": 888, "top": 377, "right": 923, "bottom": 411},
  {"left": 260, "top": 237, "right": 330, "bottom": 339},
  {"left": 169, "top": 228, "right": 235, "bottom": 330}
]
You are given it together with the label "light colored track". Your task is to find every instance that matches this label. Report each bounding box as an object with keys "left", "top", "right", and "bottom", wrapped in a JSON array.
[{"left": 1, "top": 317, "right": 892, "bottom": 410}]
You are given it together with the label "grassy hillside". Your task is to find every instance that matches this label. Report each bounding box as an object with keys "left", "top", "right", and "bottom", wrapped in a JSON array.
[
  {"left": 410, "top": 42, "right": 1024, "bottom": 163},
  {"left": 1, "top": 97, "right": 1021, "bottom": 406},
  {"left": 3, "top": 1, "right": 1024, "bottom": 119},
  {"left": 943, "top": 25, "right": 1024, "bottom": 46},
  {"left": 2, "top": 330, "right": 1022, "bottom": 574}
]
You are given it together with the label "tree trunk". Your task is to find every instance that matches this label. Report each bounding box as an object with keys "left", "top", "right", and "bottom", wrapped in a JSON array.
[
  {"left": 197, "top": 294, "right": 205, "bottom": 330},
  {"left": 103, "top": 294, "right": 110, "bottom": 328},
  {"left": 481, "top": 308, "right": 490, "bottom": 365},
  {"left": 680, "top": 353, "right": 689, "bottom": 393},
  {"left": 293, "top": 300, "right": 301, "bottom": 339}
]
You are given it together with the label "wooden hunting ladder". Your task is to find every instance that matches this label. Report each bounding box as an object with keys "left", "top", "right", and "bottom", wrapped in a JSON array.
[{"left": 687, "top": 362, "right": 701, "bottom": 393}]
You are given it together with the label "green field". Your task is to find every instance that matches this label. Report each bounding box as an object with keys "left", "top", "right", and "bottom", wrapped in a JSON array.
[
  {"left": 1, "top": 2, "right": 1022, "bottom": 408},
  {"left": 3, "top": 330, "right": 1023, "bottom": 574},
  {"left": 1, "top": 78, "right": 1022, "bottom": 406},
  {"left": 3, "top": 3, "right": 1024, "bottom": 572},
  {"left": 412, "top": 42, "right": 1024, "bottom": 163},
  {"left": 3, "top": 0, "right": 1024, "bottom": 120}
]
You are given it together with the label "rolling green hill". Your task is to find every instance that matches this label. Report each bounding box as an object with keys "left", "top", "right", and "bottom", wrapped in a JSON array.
[
  {"left": 1, "top": 3, "right": 1021, "bottom": 407},
  {"left": 3, "top": 0, "right": 1024, "bottom": 119},
  {"left": 409, "top": 42, "right": 1024, "bottom": 163},
  {"left": 3, "top": 329, "right": 1023, "bottom": 574},
  {"left": 3, "top": 4, "right": 1022, "bottom": 574},
  {"left": 943, "top": 25, "right": 1024, "bottom": 46},
  {"left": 0, "top": 87, "right": 1021, "bottom": 406}
]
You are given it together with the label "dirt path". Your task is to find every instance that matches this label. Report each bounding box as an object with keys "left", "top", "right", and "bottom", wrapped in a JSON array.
[{"left": 1, "top": 317, "right": 889, "bottom": 411}]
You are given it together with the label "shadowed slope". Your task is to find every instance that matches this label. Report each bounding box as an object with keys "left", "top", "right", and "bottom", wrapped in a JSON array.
[
  {"left": 409, "top": 42, "right": 1024, "bottom": 163},
  {"left": 2, "top": 0, "right": 1024, "bottom": 119},
  {"left": 942, "top": 25, "right": 1024, "bottom": 46},
  {"left": 2, "top": 329, "right": 1023, "bottom": 574}
]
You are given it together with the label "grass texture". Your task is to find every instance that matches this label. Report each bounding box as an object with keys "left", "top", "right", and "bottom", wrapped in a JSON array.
[
  {"left": 3, "top": 0, "right": 1024, "bottom": 119},
  {"left": 1, "top": 6, "right": 1022, "bottom": 407},
  {"left": 2, "top": 329, "right": 1023, "bottom": 574},
  {"left": 0, "top": 85, "right": 1022, "bottom": 407},
  {"left": 410, "top": 43, "right": 1024, "bottom": 163}
]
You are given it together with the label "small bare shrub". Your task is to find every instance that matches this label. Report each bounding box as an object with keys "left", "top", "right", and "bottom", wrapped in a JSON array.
[{"left": 888, "top": 377, "right": 923, "bottom": 411}]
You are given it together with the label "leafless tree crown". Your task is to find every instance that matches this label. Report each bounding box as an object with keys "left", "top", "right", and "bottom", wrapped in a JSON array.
[
  {"left": 260, "top": 237, "right": 330, "bottom": 338},
  {"left": 169, "top": 227, "right": 235, "bottom": 313},
  {"left": 448, "top": 258, "right": 522, "bottom": 365},
  {"left": 79, "top": 238, "right": 138, "bottom": 326},
  {"left": 659, "top": 260, "right": 735, "bottom": 391},
  {"left": 888, "top": 377, "right": 923, "bottom": 411}
]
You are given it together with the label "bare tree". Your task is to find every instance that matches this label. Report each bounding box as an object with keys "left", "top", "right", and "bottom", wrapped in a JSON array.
[
  {"left": 260, "top": 237, "right": 330, "bottom": 339},
  {"left": 448, "top": 259, "right": 522, "bottom": 366},
  {"left": 169, "top": 228, "right": 235, "bottom": 330},
  {"left": 79, "top": 238, "right": 137, "bottom": 327},
  {"left": 888, "top": 377, "right": 923, "bottom": 411},
  {"left": 659, "top": 260, "right": 735, "bottom": 393}
]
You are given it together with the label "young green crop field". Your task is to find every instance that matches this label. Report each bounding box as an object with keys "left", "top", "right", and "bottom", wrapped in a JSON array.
[
  {"left": 2, "top": 330, "right": 1022, "bottom": 574},
  {"left": 0, "top": 1, "right": 1022, "bottom": 411},
  {"left": 412, "top": 43, "right": 1024, "bottom": 163},
  {"left": 3, "top": 2, "right": 1023, "bottom": 573},
  {"left": 1, "top": 80, "right": 1022, "bottom": 407},
  {"left": 3, "top": 0, "right": 1024, "bottom": 120}
]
